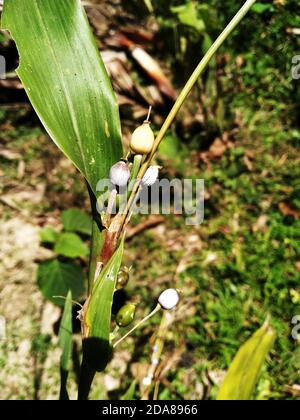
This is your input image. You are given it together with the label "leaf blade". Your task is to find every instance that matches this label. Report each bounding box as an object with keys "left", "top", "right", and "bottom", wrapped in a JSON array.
[
  {"left": 62, "top": 209, "right": 92, "bottom": 236},
  {"left": 54, "top": 232, "right": 89, "bottom": 258},
  {"left": 58, "top": 290, "right": 73, "bottom": 400},
  {"left": 217, "top": 320, "right": 276, "bottom": 401},
  {"left": 2, "top": 0, "right": 123, "bottom": 195},
  {"left": 37, "top": 259, "right": 85, "bottom": 306},
  {"left": 83, "top": 238, "right": 125, "bottom": 371}
]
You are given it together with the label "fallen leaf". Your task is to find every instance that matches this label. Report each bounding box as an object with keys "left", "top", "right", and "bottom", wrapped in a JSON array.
[
  {"left": 0, "top": 149, "right": 21, "bottom": 160},
  {"left": 208, "top": 138, "right": 227, "bottom": 158},
  {"left": 279, "top": 202, "right": 299, "bottom": 219}
]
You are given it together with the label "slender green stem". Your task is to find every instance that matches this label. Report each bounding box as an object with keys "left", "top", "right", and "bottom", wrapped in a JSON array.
[
  {"left": 130, "top": 154, "right": 143, "bottom": 185},
  {"left": 87, "top": 186, "right": 105, "bottom": 294},
  {"left": 118, "top": 0, "right": 257, "bottom": 233},
  {"left": 149, "top": 0, "right": 257, "bottom": 160},
  {"left": 78, "top": 187, "right": 104, "bottom": 400}
]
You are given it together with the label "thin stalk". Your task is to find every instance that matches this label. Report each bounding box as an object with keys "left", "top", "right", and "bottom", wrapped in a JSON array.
[
  {"left": 79, "top": 187, "right": 104, "bottom": 400},
  {"left": 118, "top": 0, "right": 257, "bottom": 232},
  {"left": 149, "top": 0, "right": 257, "bottom": 160},
  {"left": 87, "top": 186, "right": 105, "bottom": 294}
]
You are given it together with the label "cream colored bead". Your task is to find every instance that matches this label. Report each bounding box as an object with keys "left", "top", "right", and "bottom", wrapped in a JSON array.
[{"left": 130, "top": 122, "right": 155, "bottom": 155}]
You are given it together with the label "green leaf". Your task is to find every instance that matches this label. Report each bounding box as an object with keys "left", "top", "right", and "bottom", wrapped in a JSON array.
[
  {"left": 252, "top": 3, "right": 273, "bottom": 14},
  {"left": 37, "top": 259, "right": 85, "bottom": 306},
  {"left": 1, "top": 0, "right": 123, "bottom": 196},
  {"left": 54, "top": 232, "right": 89, "bottom": 258},
  {"left": 58, "top": 290, "right": 73, "bottom": 400},
  {"left": 171, "top": 2, "right": 205, "bottom": 33},
  {"left": 84, "top": 238, "right": 124, "bottom": 371},
  {"left": 62, "top": 208, "right": 92, "bottom": 236},
  {"left": 158, "top": 133, "right": 181, "bottom": 159},
  {"left": 39, "top": 226, "right": 59, "bottom": 244},
  {"left": 120, "top": 380, "right": 137, "bottom": 401},
  {"left": 217, "top": 320, "right": 276, "bottom": 401}
]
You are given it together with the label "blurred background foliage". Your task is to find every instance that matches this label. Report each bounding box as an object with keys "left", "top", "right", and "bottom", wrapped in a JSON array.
[{"left": 0, "top": 0, "right": 299, "bottom": 400}]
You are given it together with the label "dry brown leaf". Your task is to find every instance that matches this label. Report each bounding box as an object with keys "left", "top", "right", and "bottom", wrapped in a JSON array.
[
  {"left": 0, "top": 148, "right": 21, "bottom": 160},
  {"left": 208, "top": 138, "right": 227, "bottom": 158},
  {"left": 279, "top": 202, "right": 299, "bottom": 219}
]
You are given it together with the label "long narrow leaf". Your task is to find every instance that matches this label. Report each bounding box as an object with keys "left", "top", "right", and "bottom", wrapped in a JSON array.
[
  {"left": 83, "top": 238, "right": 125, "bottom": 371},
  {"left": 217, "top": 320, "right": 276, "bottom": 400},
  {"left": 58, "top": 290, "right": 73, "bottom": 400},
  {"left": 1, "top": 0, "right": 123, "bottom": 195}
]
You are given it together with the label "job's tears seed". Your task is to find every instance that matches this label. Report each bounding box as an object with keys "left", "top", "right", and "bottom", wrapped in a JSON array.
[
  {"left": 142, "top": 165, "right": 159, "bottom": 186},
  {"left": 117, "top": 266, "right": 131, "bottom": 289},
  {"left": 116, "top": 303, "right": 136, "bottom": 327},
  {"left": 130, "top": 121, "right": 155, "bottom": 155},
  {"left": 158, "top": 288, "right": 180, "bottom": 310},
  {"left": 109, "top": 161, "right": 130, "bottom": 187}
]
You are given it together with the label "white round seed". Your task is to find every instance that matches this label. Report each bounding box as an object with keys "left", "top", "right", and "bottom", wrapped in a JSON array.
[{"left": 158, "top": 288, "right": 180, "bottom": 310}]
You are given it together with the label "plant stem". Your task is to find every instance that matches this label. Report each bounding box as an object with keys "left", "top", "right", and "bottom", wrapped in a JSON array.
[
  {"left": 149, "top": 0, "right": 257, "bottom": 159},
  {"left": 118, "top": 0, "right": 257, "bottom": 232},
  {"left": 87, "top": 187, "right": 105, "bottom": 294}
]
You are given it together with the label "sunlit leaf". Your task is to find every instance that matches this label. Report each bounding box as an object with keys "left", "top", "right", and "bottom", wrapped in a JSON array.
[
  {"left": 83, "top": 238, "right": 124, "bottom": 371},
  {"left": 54, "top": 233, "right": 89, "bottom": 258},
  {"left": 39, "top": 226, "right": 59, "bottom": 244},
  {"left": 217, "top": 320, "right": 276, "bottom": 400},
  {"left": 1, "top": 0, "right": 123, "bottom": 196}
]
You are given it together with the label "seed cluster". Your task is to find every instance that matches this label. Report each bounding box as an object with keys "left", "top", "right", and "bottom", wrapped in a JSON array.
[{"left": 109, "top": 110, "right": 180, "bottom": 337}]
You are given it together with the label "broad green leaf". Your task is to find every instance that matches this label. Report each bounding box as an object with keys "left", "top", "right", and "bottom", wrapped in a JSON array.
[
  {"left": 54, "top": 232, "right": 89, "bottom": 258},
  {"left": 58, "top": 290, "right": 73, "bottom": 400},
  {"left": 83, "top": 238, "right": 124, "bottom": 371},
  {"left": 1, "top": 0, "right": 123, "bottom": 196},
  {"left": 217, "top": 320, "right": 276, "bottom": 400},
  {"left": 37, "top": 259, "right": 85, "bottom": 306},
  {"left": 39, "top": 226, "right": 59, "bottom": 244},
  {"left": 62, "top": 208, "right": 92, "bottom": 236}
]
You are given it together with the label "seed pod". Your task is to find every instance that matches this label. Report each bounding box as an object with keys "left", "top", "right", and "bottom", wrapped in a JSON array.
[
  {"left": 116, "top": 304, "right": 136, "bottom": 327},
  {"left": 158, "top": 288, "right": 179, "bottom": 310},
  {"left": 117, "top": 266, "right": 131, "bottom": 290},
  {"left": 142, "top": 166, "right": 159, "bottom": 187},
  {"left": 130, "top": 121, "right": 155, "bottom": 155},
  {"left": 109, "top": 161, "right": 130, "bottom": 187}
]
